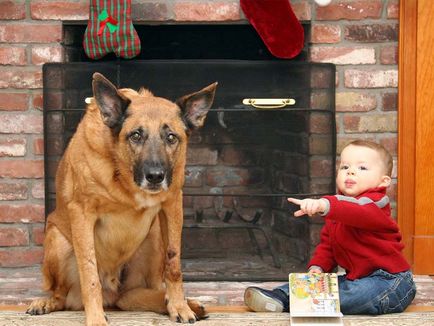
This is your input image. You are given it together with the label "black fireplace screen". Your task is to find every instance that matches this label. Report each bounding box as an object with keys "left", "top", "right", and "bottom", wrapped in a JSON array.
[{"left": 43, "top": 61, "right": 336, "bottom": 281}]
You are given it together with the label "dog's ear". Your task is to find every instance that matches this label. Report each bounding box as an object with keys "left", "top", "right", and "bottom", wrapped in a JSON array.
[
  {"left": 92, "top": 73, "right": 131, "bottom": 129},
  {"left": 176, "top": 82, "right": 218, "bottom": 130}
]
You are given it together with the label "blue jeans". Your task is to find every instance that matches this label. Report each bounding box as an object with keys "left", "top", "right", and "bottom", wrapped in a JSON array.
[{"left": 276, "top": 269, "right": 416, "bottom": 315}]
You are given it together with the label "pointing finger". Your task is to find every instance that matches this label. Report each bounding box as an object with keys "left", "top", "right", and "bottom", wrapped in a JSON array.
[{"left": 287, "top": 198, "right": 302, "bottom": 206}]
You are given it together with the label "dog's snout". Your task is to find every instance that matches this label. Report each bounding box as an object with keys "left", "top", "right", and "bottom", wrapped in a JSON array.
[
  {"left": 134, "top": 160, "right": 170, "bottom": 191},
  {"left": 145, "top": 167, "right": 165, "bottom": 185}
]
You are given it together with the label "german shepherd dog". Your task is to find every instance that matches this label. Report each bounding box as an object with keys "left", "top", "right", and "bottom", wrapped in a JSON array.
[{"left": 27, "top": 73, "right": 217, "bottom": 325}]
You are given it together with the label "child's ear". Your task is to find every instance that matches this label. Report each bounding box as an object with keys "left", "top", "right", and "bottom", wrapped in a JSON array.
[{"left": 379, "top": 175, "right": 392, "bottom": 188}]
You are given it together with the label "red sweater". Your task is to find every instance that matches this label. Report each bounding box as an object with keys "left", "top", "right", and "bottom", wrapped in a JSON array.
[{"left": 307, "top": 187, "right": 410, "bottom": 280}]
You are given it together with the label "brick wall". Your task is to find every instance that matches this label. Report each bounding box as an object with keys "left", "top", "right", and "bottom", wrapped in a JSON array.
[{"left": 0, "top": 0, "right": 399, "bottom": 268}]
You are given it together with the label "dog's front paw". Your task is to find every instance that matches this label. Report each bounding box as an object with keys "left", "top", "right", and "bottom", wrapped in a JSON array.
[
  {"left": 85, "top": 313, "right": 109, "bottom": 326},
  {"left": 26, "top": 298, "right": 55, "bottom": 315},
  {"left": 166, "top": 298, "right": 198, "bottom": 323},
  {"left": 187, "top": 299, "right": 209, "bottom": 320}
]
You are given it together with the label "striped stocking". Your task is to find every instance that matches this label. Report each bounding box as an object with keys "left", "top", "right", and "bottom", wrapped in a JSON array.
[{"left": 83, "top": 0, "right": 141, "bottom": 59}]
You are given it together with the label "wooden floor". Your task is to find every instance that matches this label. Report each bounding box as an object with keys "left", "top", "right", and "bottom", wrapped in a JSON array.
[
  {"left": 0, "top": 309, "right": 434, "bottom": 326},
  {"left": 0, "top": 268, "right": 433, "bottom": 325}
]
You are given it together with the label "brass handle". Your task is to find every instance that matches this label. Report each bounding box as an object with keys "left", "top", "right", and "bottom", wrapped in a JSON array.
[{"left": 242, "top": 98, "right": 296, "bottom": 109}]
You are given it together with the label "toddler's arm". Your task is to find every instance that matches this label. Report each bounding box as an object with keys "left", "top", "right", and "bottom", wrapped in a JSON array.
[{"left": 287, "top": 197, "right": 328, "bottom": 217}]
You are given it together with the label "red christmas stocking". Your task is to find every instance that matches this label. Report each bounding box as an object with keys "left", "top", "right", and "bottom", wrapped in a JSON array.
[
  {"left": 83, "top": 0, "right": 141, "bottom": 59},
  {"left": 240, "top": 0, "right": 304, "bottom": 59}
]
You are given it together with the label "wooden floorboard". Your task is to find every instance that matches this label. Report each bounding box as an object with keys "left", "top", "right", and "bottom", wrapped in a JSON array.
[
  {"left": 0, "top": 310, "right": 434, "bottom": 326},
  {"left": 1, "top": 270, "right": 432, "bottom": 324},
  {"left": 2, "top": 304, "right": 433, "bottom": 313},
  {"left": 1, "top": 305, "right": 434, "bottom": 326}
]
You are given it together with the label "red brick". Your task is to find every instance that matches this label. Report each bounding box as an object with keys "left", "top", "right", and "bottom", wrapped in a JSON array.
[
  {"left": 187, "top": 147, "right": 218, "bottom": 165},
  {"left": 342, "top": 116, "right": 360, "bottom": 133},
  {"left": 292, "top": 1, "right": 311, "bottom": 21},
  {"left": 0, "top": 247, "right": 44, "bottom": 267},
  {"left": 0, "top": 138, "right": 26, "bottom": 157},
  {"left": 0, "top": 160, "right": 44, "bottom": 178},
  {"left": 0, "top": 113, "right": 43, "bottom": 133},
  {"left": 0, "top": 47, "right": 26, "bottom": 65},
  {"left": 220, "top": 147, "right": 257, "bottom": 166},
  {"left": 174, "top": 2, "right": 240, "bottom": 21},
  {"left": 310, "top": 46, "right": 375, "bottom": 64},
  {"left": 316, "top": 0, "right": 382, "bottom": 20},
  {"left": 310, "top": 69, "right": 337, "bottom": 88},
  {"left": 31, "top": 225, "right": 45, "bottom": 245},
  {"left": 311, "top": 24, "right": 341, "bottom": 43},
  {"left": 44, "top": 112, "right": 65, "bottom": 134},
  {"left": 0, "top": 227, "right": 29, "bottom": 246},
  {"left": 345, "top": 24, "right": 398, "bottom": 42},
  {"left": 382, "top": 92, "right": 397, "bottom": 111},
  {"left": 31, "top": 181, "right": 45, "bottom": 199},
  {"left": 387, "top": 1, "right": 399, "bottom": 19},
  {"left": 310, "top": 158, "right": 333, "bottom": 178},
  {"left": 32, "top": 92, "right": 43, "bottom": 111},
  {"left": 380, "top": 45, "right": 398, "bottom": 64},
  {"left": 192, "top": 196, "right": 213, "bottom": 209},
  {"left": 336, "top": 92, "right": 377, "bottom": 112},
  {"left": 183, "top": 195, "right": 193, "bottom": 209},
  {"left": 344, "top": 69, "right": 398, "bottom": 88},
  {"left": 46, "top": 138, "right": 64, "bottom": 156},
  {"left": 309, "top": 136, "right": 332, "bottom": 155},
  {"left": 0, "top": 24, "right": 62, "bottom": 43},
  {"left": 0, "top": 182, "right": 28, "bottom": 200},
  {"left": 31, "top": 1, "right": 88, "bottom": 20},
  {"left": 0, "top": 92, "right": 29, "bottom": 111},
  {"left": 0, "top": 0, "right": 26, "bottom": 20},
  {"left": 0, "top": 68, "right": 43, "bottom": 89},
  {"left": 310, "top": 113, "right": 332, "bottom": 133},
  {"left": 0, "top": 204, "right": 45, "bottom": 223},
  {"left": 132, "top": 2, "right": 170, "bottom": 21},
  {"left": 379, "top": 136, "right": 398, "bottom": 156},
  {"left": 343, "top": 114, "right": 397, "bottom": 133},
  {"left": 31, "top": 46, "right": 63, "bottom": 65},
  {"left": 311, "top": 91, "right": 330, "bottom": 110},
  {"left": 33, "top": 138, "right": 44, "bottom": 155},
  {"left": 206, "top": 167, "right": 263, "bottom": 186}
]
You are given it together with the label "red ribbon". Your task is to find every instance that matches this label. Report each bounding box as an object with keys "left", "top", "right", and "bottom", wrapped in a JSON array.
[{"left": 98, "top": 16, "right": 118, "bottom": 36}]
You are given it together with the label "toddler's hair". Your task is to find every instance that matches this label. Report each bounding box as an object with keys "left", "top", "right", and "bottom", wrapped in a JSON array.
[{"left": 344, "top": 140, "right": 393, "bottom": 176}]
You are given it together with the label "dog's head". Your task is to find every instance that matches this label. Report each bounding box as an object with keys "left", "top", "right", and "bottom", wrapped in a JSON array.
[{"left": 91, "top": 73, "right": 217, "bottom": 194}]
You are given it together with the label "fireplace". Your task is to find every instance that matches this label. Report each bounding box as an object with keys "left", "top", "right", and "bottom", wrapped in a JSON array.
[{"left": 44, "top": 24, "right": 336, "bottom": 281}]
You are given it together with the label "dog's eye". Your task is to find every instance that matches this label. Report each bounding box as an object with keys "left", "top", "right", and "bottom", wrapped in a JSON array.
[
  {"left": 167, "top": 133, "right": 178, "bottom": 144},
  {"left": 129, "top": 131, "right": 142, "bottom": 143}
]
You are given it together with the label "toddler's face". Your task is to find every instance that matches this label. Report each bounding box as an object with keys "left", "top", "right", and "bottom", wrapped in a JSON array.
[{"left": 336, "top": 145, "right": 390, "bottom": 197}]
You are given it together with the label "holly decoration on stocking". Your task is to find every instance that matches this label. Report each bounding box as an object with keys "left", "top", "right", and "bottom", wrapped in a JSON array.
[{"left": 83, "top": 0, "right": 141, "bottom": 60}]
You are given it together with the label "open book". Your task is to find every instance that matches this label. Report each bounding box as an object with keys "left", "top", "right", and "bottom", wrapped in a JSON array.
[{"left": 289, "top": 273, "right": 343, "bottom": 325}]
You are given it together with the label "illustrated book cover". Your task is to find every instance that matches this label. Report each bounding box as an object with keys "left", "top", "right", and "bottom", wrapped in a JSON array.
[{"left": 289, "top": 273, "right": 343, "bottom": 325}]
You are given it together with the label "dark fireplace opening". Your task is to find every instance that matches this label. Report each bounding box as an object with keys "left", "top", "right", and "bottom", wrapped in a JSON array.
[
  {"left": 44, "top": 24, "right": 335, "bottom": 281},
  {"left": 63, "top": 24, "right": 309, "bottom": 62}
]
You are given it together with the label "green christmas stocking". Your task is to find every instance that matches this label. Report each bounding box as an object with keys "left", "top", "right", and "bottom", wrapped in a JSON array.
[{"left": 83, "top": 0, "right": 141, "bottom": 59}]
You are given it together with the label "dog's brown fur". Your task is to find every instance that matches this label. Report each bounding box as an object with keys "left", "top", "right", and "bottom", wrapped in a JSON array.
[{"left": 27, "top": 73, "right": 217, "bottom": 325}]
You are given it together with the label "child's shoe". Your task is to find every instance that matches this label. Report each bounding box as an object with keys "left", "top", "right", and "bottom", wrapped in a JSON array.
[{"left": 244, "top": 287, "right": 289, "bottom": 312}]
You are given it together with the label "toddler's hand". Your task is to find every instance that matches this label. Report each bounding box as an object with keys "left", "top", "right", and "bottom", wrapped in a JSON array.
[
  {"left": 287, "top": 198, "right": 327, "bottom": 217},
  {"left": 308, "top": 267, "right": 323, "bottom": 274}
]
